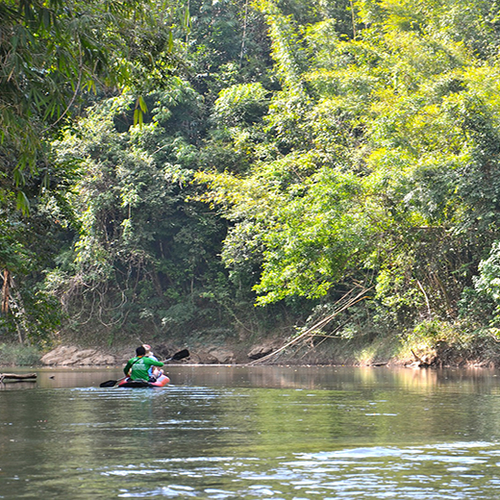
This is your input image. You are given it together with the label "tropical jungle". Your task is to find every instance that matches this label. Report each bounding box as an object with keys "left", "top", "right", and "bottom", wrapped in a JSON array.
[{"left": 3, "top": 0, "right": 500, "bottom": 367}]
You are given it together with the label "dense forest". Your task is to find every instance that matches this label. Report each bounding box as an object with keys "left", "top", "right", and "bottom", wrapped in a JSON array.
[{"left": 3, "top": 0, "right": 500, "bottom": 363}]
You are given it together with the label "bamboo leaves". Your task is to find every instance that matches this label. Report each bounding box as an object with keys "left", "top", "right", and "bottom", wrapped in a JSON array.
[
  {"left": 197, "top": 0, "right": 500, "bottom": 325},
  {"left": 133, "top": 96, "right": 149, "bottom": 127}
]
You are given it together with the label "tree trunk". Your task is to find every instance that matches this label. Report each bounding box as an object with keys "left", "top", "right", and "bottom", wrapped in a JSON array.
[
  {"left": 1, "top": 269, "right": 10, "bottom": 313},
  {"left": 0, "top": 373, "right": 37, "bottom": 382}
]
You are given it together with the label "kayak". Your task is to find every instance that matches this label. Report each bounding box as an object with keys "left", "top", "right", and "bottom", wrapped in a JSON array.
[
  {"left": 117, "top": 373, "right": 170, "bottom": 388},
  {"left": 99, "top": 349, "right": 189, "bottom": 388}
]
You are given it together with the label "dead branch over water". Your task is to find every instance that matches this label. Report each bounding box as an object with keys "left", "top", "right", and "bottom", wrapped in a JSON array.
[{"left": 248, "top": 286, "right": 371, "bottom": 365}]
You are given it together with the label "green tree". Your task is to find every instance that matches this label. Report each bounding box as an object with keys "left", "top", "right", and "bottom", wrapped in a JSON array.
[
  {"left": 50, "top": 82, "right": 243, "bottom": 342},
  {"left": 198, "top": 0, "right": 500, "bottom": 337},
  {"left": 0, "top": 0, "right": 187, "bottom": 342}
]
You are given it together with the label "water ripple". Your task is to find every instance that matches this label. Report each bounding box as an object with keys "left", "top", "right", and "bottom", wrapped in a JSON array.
[{"left": 97, "top": 442, "right": 500, "bottom": 499}]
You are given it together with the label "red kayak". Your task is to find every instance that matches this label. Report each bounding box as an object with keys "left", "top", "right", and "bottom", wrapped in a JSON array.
[
  {"left": 117, "top": 374, "right": 170, "bottom": 388},
  {"left": 99, "top": 349, "right": 189, "bottom": 388}
]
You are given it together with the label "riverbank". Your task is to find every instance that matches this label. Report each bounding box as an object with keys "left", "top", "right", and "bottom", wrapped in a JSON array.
[
  {"left": 0, "top": 341, "right": 278, "bottom": 368},
  {"left": 3, "top": 323, "right": 500, "bottom": 368}
]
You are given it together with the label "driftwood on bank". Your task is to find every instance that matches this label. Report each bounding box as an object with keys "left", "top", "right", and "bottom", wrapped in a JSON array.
[{"left": 0, "top": 373, "right": 37, "bottom": 383}]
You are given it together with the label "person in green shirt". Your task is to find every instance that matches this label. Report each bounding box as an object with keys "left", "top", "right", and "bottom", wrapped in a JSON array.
[{"left": 124, "top": 346, "right": 164, "bottom": 382}]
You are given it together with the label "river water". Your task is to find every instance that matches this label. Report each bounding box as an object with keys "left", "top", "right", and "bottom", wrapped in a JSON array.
[{"left": 2, "top": 365, "right": 500, "bottom": 499}]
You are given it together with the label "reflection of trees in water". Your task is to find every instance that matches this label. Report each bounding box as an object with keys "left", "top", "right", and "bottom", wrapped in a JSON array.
[{"left": 3, "top": 368, "right": 500, "bottom": 499}]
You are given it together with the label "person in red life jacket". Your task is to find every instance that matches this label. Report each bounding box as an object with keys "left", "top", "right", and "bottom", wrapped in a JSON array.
[{"left": 124, "top": 346, "right": 164, "bottom": 382}]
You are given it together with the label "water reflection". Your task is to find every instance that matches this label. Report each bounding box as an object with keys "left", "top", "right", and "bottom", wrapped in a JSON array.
[
  {"left": 154, "top": 364, "right": 500, "bottom": 394},
  {"left": 0, "top": 380, "right": 37, "bottom": 390},
  {"left": 4, "top": 364, "right": 500, "bottom": 392},
  {"left": 2, "top": 366, "right": 500, "bottom": 499}
]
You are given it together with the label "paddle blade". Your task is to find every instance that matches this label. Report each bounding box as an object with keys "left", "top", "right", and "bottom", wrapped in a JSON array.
[
  {"left": 99, "top": 380, "right": 117, "bottom": 388},
  {"left": 170, "top": 349, "right": 189, "bottom": 362}
]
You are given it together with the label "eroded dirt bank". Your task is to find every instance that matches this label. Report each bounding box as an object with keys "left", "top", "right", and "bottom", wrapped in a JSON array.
[
  {"left": 37, "top": 342, "right": 280, "bottom": 367},
  {"left": 5, "top": 330, "right": 500, "bottom": 368}
]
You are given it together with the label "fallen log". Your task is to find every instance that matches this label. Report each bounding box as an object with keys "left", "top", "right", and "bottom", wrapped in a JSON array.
[{"left": 0, "top": 373, "right": 37, "bottom": 383}]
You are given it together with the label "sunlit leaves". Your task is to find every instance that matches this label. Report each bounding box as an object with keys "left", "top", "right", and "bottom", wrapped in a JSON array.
[
  {"left": 214, "top": 82, "right": 269, "bottom": 127},
  {"left": 254, "top": 168, "right": 371, "bottom": 304},
  {"left": 254, "top": 0, "right": 308, "bottom": 91},
  {"left": 133, "top": 96, "right": 149, "bottom": 127},
  {"left": 196, "top": 0, "right": 500, "bottom": 330}
]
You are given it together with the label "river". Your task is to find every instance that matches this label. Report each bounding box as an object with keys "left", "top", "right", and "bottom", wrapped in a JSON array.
[{"left": 1, "top": 365, "right": 500, "bottom": 499}]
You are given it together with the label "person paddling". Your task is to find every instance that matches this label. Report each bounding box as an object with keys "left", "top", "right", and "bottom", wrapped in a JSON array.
[{"left": 124, "top": 346, "right": 164, "bottom": 382}]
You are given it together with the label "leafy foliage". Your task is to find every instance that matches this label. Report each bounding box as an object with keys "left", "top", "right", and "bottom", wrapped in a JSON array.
[
  {"left": 7, "top": 0, "right": 500, "bottom": 349},
  {"left": 197, "top": 0, "right": 500, "bottom": 334},
  {"left": 0, "top": 0, "right": 187, "bottom": 342}
]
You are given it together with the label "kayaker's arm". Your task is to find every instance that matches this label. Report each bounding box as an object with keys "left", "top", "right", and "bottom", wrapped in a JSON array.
[{"left": 123, "top": 358, "right": 135, "bottom": 376}]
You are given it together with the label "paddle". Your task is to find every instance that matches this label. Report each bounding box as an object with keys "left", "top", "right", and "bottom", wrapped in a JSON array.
[{"left": 99, "top": 348, "right": 190, "bottom": 388}]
